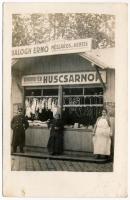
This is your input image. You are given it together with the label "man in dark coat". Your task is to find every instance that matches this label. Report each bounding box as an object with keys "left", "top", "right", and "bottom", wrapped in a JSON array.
[
  {"left": 11, "top": 107, "right": 29, "bottom": 153},
  {"left": 47, "top": 113, "right": 64, "bottom": 155}
]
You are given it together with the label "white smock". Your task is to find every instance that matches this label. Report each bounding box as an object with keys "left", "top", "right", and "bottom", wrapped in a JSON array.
[{"left": 93, "top": 117, "right": 111, "bottom": 155}]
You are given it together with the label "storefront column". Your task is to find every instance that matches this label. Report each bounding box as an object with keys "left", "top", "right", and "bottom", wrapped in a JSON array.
[
  {"left": 93, "top": 64, "right": 106, "bottom": 91},
  {"left": 22, "top": 87, "right": 25, "bottom": 112},
  {"left": 58, "top": 85, "right": 63, "bottom": 118}
]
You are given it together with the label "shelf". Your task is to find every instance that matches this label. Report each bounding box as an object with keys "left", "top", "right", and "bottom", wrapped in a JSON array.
[
  {"left": 25, "top": 96, "right": 58, "bottom": 98},
  {"left": 63, "top": 104, "right": 103, "bottom": 107},
  {"left": 63, "top": 95, "right": 103, "bottom": 97},
  {"left": 25, "top": 95, "right": 103, "bottom": 98}
]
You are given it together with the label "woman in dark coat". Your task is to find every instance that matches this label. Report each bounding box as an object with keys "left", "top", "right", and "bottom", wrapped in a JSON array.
[
  {"left": 47, "top": 113, "right": 64, "bottom": 155},
  {"left": 11, "top": 108, "right": 29, "bottom": 153}
]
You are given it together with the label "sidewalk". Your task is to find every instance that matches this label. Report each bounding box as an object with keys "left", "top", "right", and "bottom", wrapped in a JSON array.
[
  {"left": 11, "top": 154, "right": 113, "bottom": 172},
  {"left": 12, "top": 147, "right": 113, "bottom": 164}
]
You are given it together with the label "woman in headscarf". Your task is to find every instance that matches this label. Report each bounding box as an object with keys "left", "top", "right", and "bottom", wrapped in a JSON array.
[
  {"left": 47, "top": 113, "right": 64, "bottom": 155},
  {"left": 93, "top": 108, "right": 112, "bottom": 159}
]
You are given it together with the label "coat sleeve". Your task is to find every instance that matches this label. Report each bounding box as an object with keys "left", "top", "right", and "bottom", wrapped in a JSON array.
[
  {"left": 23, "top": 117, "right": 29, "bottom": 130},
  {"left": 60, "top": 120, "right": 64, "bottom": 130},
  {"left": 11, "top": 116, "right": 16, "bottom": 130},
  {"left": 52, "top": 119, "right": 64, "bottom": 131},
  {"left": 106, "top": 117, "right": 113, "bottom": 136},
  {"left": 106, "top": 117, "right": 111, "bottom": 127},
  {"left": 93, "top": 117, "right": 100, "bottom": 134},
  {"left": 57, "top": 120, "right": 64, "bottom": 131},
  {"left": 48, "top": 119, "right": 54, "bottom": 129}
]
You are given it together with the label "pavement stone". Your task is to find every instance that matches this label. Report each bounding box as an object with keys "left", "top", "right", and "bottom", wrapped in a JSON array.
[{"left": 11, "top": 155, "right": 113, "bottom": 172}]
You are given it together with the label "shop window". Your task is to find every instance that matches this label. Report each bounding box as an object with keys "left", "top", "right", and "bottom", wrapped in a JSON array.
[
  {"left": 63, "top": 88, "right": 83, "bottom": 95},
  {"left": 84, "top": 87, "right": 103, "bottom": 95},
  {"left": 43, "top": 89, "right": 58, "bottom": 96},
  {"left": 62, "top": 87, "right": 103, "bottom": 126},
  {"left": 24, "top": 88, "right": 58, "bottom": 122},
  {"left": 24, "top": 86, "right": 104, "bottom": 128},
  {"left": 25, "top": 89, "right": 41, "bottom": 96}
]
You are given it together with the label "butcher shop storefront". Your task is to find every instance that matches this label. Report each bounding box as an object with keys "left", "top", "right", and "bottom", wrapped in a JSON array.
[{"left": 11, "top": 41, "right": 115, "bottom": 154}]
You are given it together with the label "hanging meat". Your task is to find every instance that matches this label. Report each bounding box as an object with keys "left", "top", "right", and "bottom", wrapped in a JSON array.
[
  {"left": 39, "top": 99, "right": 43, "bottom": 113},
  {"left": 41, "top": 98, "right": 46, "bottom": 109},
  {"left": 25, "top": 98, "right": 31, "bottom": 119},
  {"left": 36, "top": 99, "right": 40, "bottom": 112},
  {"left": 31, "top": 98, "right": 37, "bottom": 115},
  {"left": 48, "top": 98, "right": 52, "bottom": 110}
]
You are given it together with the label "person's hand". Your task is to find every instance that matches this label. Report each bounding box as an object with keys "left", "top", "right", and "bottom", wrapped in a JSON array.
[
  {"left": 55, "top": 127, "right": 59, "bottom": 130},
  {"left": 23, "top": 124, "right": 26, "bottom": 130},
  {"left": 109, "top": 131, "right": 112, "bottom": 137},
  {"left": 92, "top": 131, "right": 95, "bottom": 136}
]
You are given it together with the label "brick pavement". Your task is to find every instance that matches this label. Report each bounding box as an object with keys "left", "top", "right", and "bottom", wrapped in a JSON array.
[{"left": 11, "top": 155, "right": 113, "bottom": 172}]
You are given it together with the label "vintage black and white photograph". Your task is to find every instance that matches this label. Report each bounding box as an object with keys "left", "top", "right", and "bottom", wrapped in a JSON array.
[
  {"left": 3, "top": 3, "right": 127, "bottom": 198},
  {"left": 11, "top": 12, "right": 115, "bottom": 172}
]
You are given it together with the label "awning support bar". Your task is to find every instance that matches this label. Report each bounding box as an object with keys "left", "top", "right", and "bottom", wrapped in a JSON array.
[{"left": 93, "top": 64, "right": 106, "bottom": 91}]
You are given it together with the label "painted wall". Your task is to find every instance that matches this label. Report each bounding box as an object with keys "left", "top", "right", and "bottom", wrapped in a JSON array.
[
  {"left": 11, "top": 75, "right": 23, "bottom": 117},
  {"left": 104, "top": 69, "right": 115, "bottom": 102},
  {"left": 104, "top": 69, "right": 115, "bottom": 117}
]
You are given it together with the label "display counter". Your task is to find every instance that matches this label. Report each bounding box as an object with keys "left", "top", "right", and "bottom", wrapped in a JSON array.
[
  {"left": 25, "top": 117, "right": 114, "bottom": 153},
  {"left": 25, "top": 127, "right": 93, "bottom": 152}
]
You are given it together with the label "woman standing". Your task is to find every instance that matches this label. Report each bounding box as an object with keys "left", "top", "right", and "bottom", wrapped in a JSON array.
[
  {"left": 47, "top": 113, "right": 64, "bottom": 155},
  {"left": 93, "top": 108, "right": 112, "bottom": 159}
]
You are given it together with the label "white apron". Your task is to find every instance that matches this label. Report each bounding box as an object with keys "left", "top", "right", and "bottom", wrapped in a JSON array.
[{"left": 93, "top": 117, "right": 111, "bottom": 155}]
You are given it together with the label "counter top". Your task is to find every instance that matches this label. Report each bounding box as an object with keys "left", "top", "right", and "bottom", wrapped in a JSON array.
[{"left": 27, "top": 126, "right": 93, "bottom": 132}]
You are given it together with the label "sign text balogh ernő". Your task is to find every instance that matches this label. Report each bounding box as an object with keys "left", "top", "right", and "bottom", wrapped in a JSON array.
[{"left": 12, "top": 38, "right": 92, "bottom": 58}]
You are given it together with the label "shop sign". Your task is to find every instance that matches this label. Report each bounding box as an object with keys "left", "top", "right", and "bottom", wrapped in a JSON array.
[
  {"left": 12, "top": 38, "right": 92, "bottom": 58},
  {"left": 22, "top": 71, "right": 106, "bottom": 86}
]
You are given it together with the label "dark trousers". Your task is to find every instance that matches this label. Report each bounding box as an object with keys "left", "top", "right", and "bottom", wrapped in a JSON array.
[{"left": 12, "top": 145, "right": 24, "bottom": 153}]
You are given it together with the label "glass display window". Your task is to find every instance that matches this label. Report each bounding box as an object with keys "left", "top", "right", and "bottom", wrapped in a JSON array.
[
  {"left": 62, "top": 86, "right": 104, "bottom": 126},
  {"left": 24, "top": 85, "right": 104, "bottom": 127}
]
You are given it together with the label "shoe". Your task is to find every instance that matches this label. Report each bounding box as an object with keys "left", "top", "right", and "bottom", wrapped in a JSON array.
[
  {"left": 94, "top": 155, "right": 100, "bottom": 159},
  {"left": 49, "top": 152, "right": 55, "bottom": 155},
  {"left": 20, "top": 150, "right": 24, "bottom": 153},
  {"left": 100, "top": 155, "right": 107, "bottom": 159},
  {"left": 12, "top": 151, "right": 16, "bottom": 154}
]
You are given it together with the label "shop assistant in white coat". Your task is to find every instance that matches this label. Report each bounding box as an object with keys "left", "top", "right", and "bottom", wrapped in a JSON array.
[{"left": 93, "top": 108, "right": 112, "bottom": 159}]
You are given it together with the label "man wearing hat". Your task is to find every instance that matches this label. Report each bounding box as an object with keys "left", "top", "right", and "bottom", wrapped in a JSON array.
[{"left": 11, "top": 107, "right": 29, "bottom": 153}]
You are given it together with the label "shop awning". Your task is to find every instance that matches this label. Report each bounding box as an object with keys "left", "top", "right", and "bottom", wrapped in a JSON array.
[
  {"left": 79, "top": 48, "right": 115, "bottom": 69},
  {"left": 12, "top": 48, "right": 116, "bottom": 70}
]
